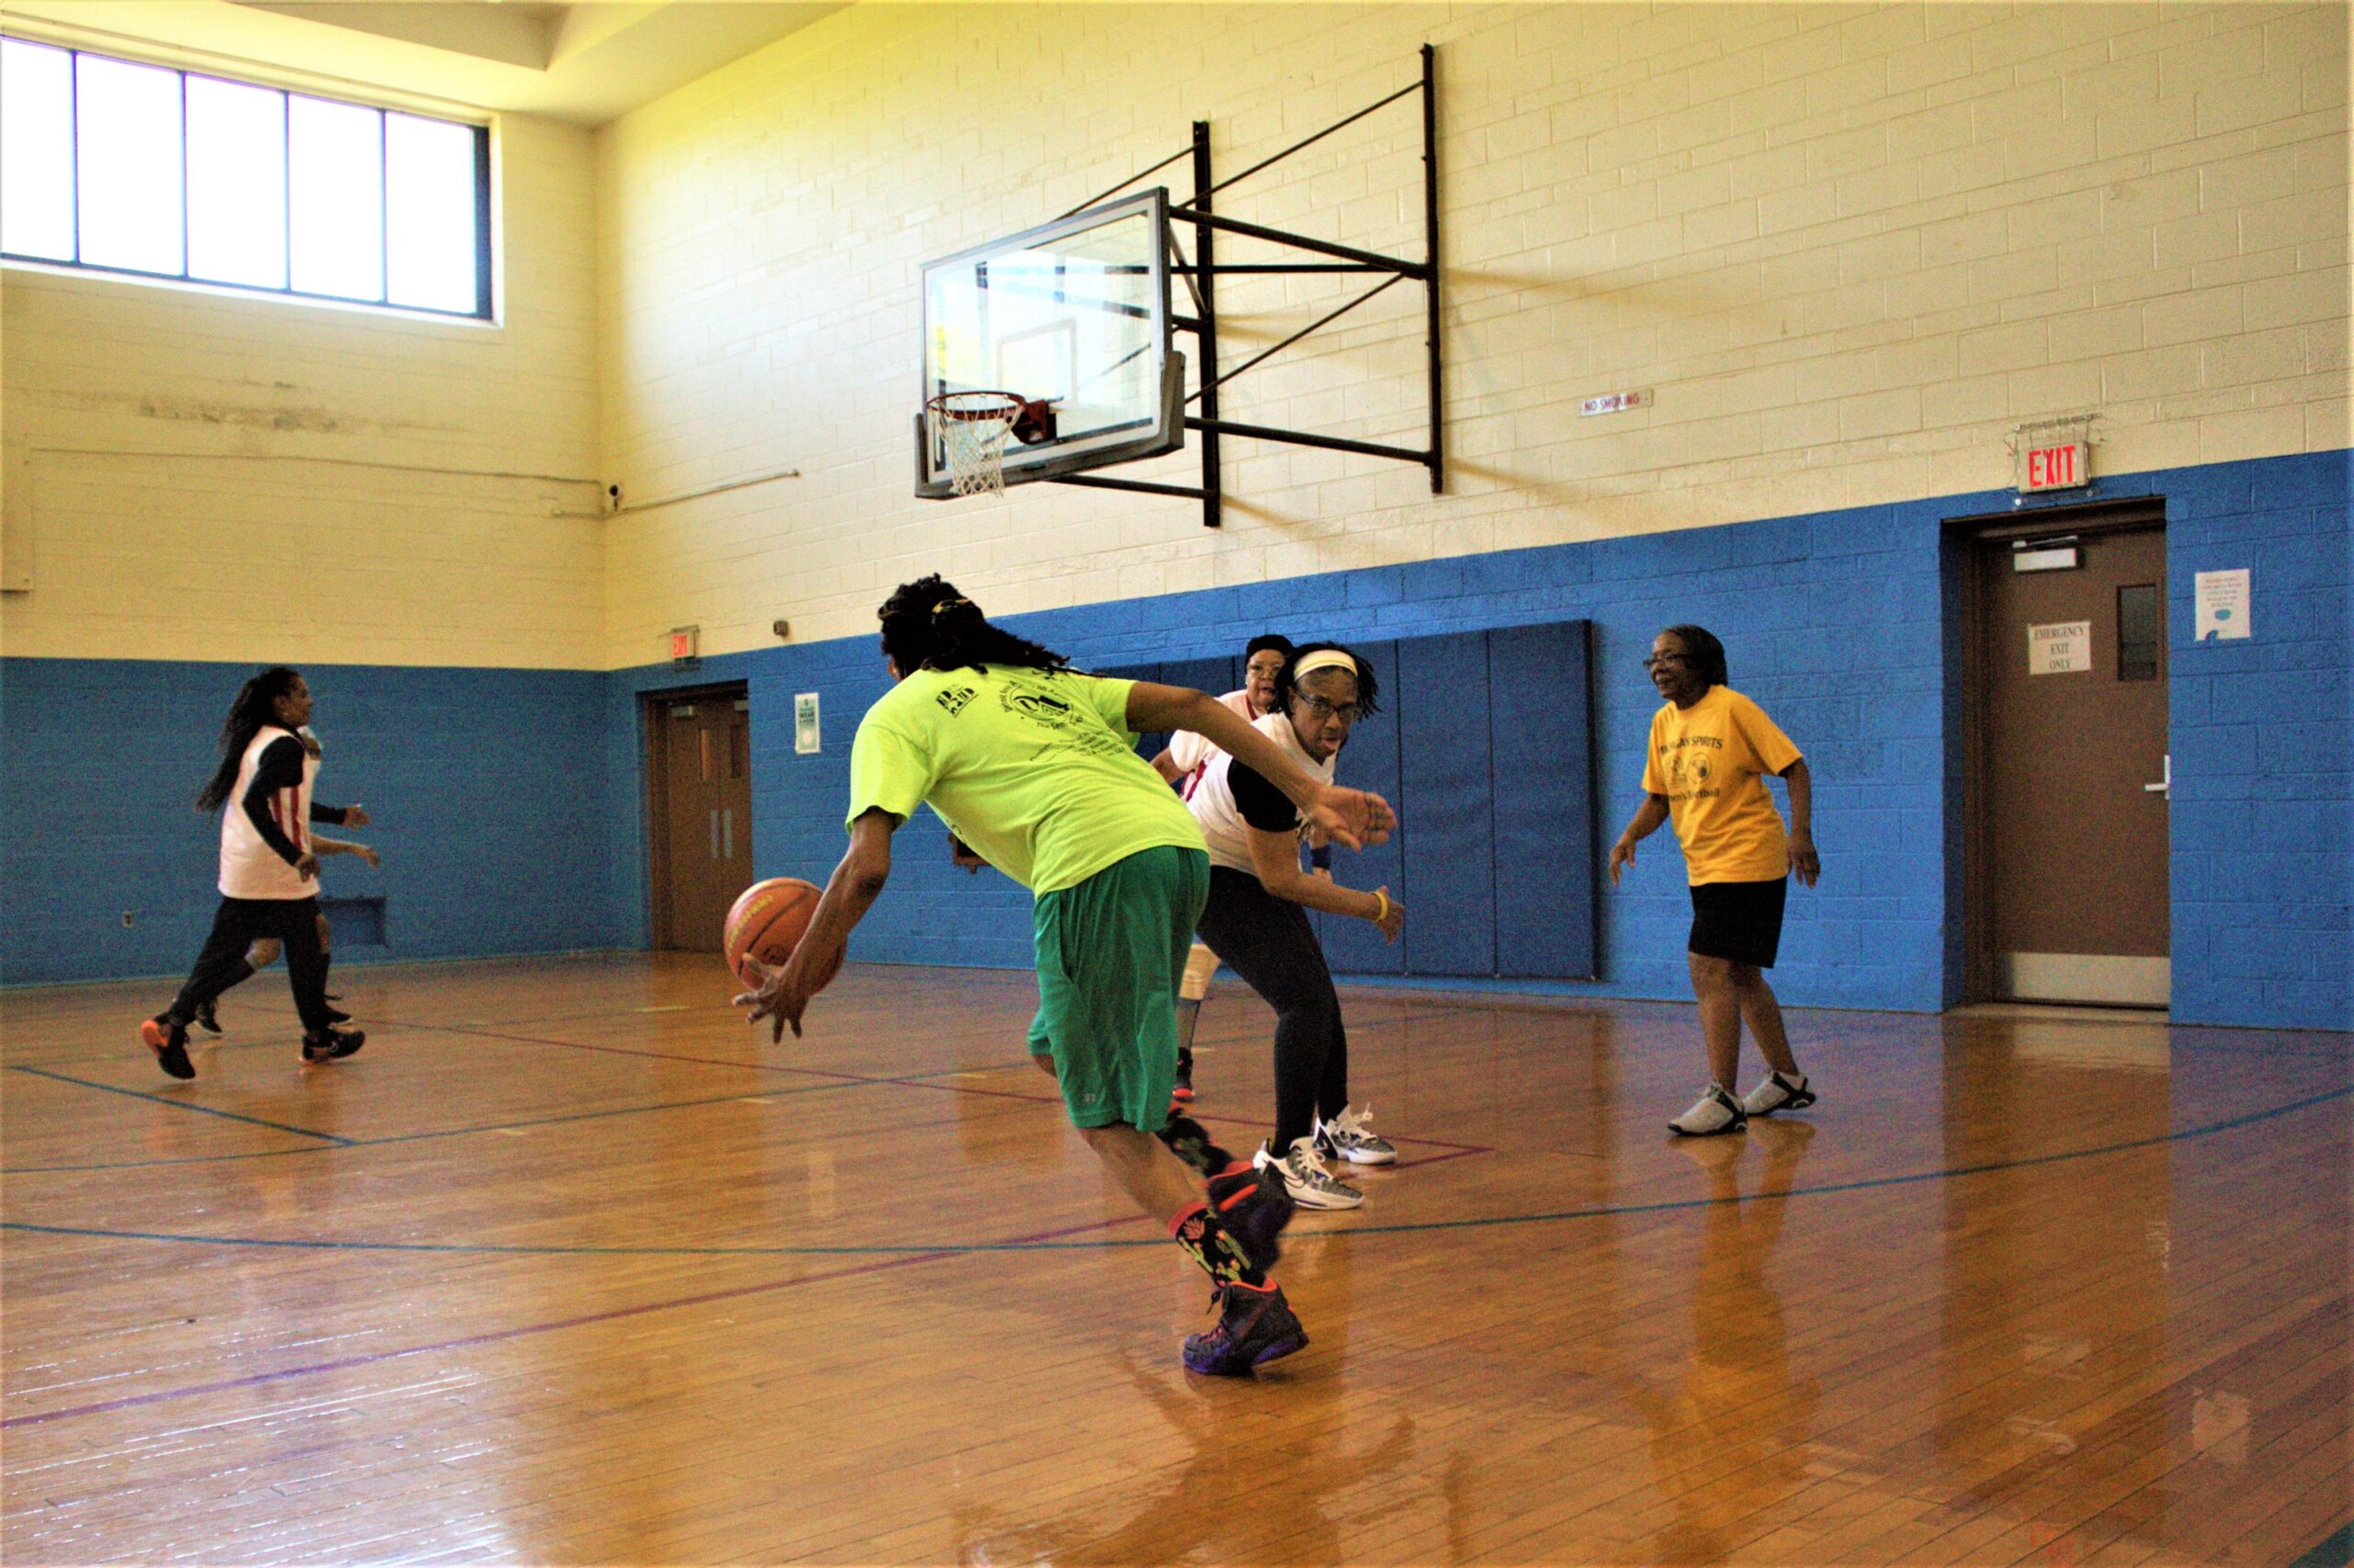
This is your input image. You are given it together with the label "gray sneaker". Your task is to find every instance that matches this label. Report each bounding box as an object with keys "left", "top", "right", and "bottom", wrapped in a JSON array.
[
  {"left": 1313, "top": 1104, "right": 1396, "bottom": 1166},
  {"left": 1741, "top": 1070, "right": 1816, "bottom": 1116},
  {"left": 1254, "top": 1136, "right": 1363, "bottom": 1210},
  {"left": 1669, "top": 1084, "right": 1746, "bottom": 1137}
]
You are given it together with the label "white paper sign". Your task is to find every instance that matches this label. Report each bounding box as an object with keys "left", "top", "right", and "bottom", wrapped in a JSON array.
[
  {"left": 2195, "top": 568, "right": 2250, "bottom": 641},
  {"left": 794, "top": 692, "right": 821, "bottom": 754},
  {"left": 2028, "top": 620, "right": 2092, "bottom": 675}
]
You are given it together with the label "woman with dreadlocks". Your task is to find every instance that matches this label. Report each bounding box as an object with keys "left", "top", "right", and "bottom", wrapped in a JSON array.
[
  {"left": 738, "top": 576, "right": 1397, "bottom": 1377},
  {"left": 139, "top": 667, "right": 368, "bottom": 1079}
]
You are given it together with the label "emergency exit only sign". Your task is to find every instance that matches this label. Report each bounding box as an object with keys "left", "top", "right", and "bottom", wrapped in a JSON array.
[{"left": 2020, "top": 438, "right": 2090, "bottom": 493}]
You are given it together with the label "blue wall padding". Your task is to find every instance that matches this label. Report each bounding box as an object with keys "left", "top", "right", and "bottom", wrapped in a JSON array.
[
  {"left": 1398, "top": 631, "right": 1498, "bottom": 975},
  {"left": 0, "top": 659, "right": 609, "bottom": 985},
  {"left": 1314, "top": 641, "right": 1404, "bottom": 976},
  {"left": 1490, "top": 620, "right": 1598, "bottom": 978}
]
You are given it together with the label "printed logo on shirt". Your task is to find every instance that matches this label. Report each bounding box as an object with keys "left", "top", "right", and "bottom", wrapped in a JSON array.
[
  {"left": 1663, "top": 741, "right": 1721, "bottom": 802},
  {"left": 997, "top": 682, "right": 1126, "bottom": 758},
  {"left": 935, "top": 685, "right": 978, "bottom": 717}
]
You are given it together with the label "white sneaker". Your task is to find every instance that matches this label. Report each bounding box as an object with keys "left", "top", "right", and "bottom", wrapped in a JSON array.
[
  {"left": 1669, "top": 1084, "right": 1747, "bottom": 1137},
  {"left": 1313, "top": 1104, "right": 1396, "bottom": 1166},
  {"left": 1741, "top": 1070, "right": 1816, "bottom": 1117},
  {"left": 1254, "top": 1136, "right": 1363, "bottom": 1209}
]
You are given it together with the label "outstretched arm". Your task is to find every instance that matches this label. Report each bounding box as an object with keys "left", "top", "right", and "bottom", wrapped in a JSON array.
[
  {"left": 1126, "top": 683, "right": 1395, "bottom": 850},
  {"left": 1608, "top": 794, "right": 1670, "bottom": 887},
  {"left": 310, "top": 834, "right": 381, "bottom": 869},
  {"left": 1244, "top": 828, "right": 1405, "bottom": 943},
  {"left": 739, "top": 809, "right": 897, "bottom": 1041}
]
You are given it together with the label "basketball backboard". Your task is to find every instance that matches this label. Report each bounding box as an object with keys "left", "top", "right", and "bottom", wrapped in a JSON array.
[{"left": 915, "top": 188, "right": 1184, "bottom": 498}]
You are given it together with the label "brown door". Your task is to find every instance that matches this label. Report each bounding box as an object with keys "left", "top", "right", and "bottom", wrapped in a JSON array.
[
  {"left": 1974, "top": 520, "right": 2170, "bottom": 1005},
  {"left": 647, "top": 690, "right": 755, "bottom": 951}
]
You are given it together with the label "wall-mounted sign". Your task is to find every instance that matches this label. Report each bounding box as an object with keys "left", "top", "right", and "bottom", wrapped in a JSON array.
[
  {"left": 668, "top": 625, "right": 699, "bottom": 667},
  {"left": 1580, "top": 389, "right": 1652, "bottom": 416},
  {"left": 2012, "top": 414, "right": 2095, "bottom": 494},
  {"left": 2194, "top": 568, "right": 2250, "bottom": 641},
  {"left": 2028, "top": 620, "right": 2092, "bottom": 675},
  {"left": 794, "top": 692, "right": 821, "bottom": 754}
]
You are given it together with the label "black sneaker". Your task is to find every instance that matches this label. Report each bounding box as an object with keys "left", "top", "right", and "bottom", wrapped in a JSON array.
[
  {"left": 1172, "top": 1045, "right": 1195, "bottom": 1103},
  {"left": 301, "top": 1026, "right": 365, "bottom": 1064},
  {"left": 191, "top": 997, "right": 222, "bottom": 1037},
  {"left": 141, "top": 1016, "right": 196, "bottom": 1080},
  {"left": 1206, "top": 1164, "right": 1295, "bottom": 1272},
  {"left": 1183, "top": 1283, "right": 1308, "bottom": 1376}
]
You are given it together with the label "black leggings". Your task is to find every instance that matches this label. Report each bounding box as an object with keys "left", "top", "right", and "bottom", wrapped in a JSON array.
[
  {"left": 1195, "top": 867, "right": 1347, "bottom": 1152},
  {"left": 167, "top": 897, "right": 332, "bottom": 1033}
]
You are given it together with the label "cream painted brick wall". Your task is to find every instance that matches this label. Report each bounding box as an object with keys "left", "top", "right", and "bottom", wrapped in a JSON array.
[
  {"left": 596, "top": 1, "right": 2348, "bottom": 664},
  {"left": 0, "top": 115, "right": 604, "bottom": 667}
]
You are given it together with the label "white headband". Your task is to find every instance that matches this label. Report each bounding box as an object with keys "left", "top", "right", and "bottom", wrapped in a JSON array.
[{"left": 1290, "top": 649, "right": 1359, "bottom": 682}]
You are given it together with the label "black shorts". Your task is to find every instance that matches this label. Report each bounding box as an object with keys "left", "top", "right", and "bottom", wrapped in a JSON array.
[{"left": 1688, "top": 877, "right": 1788, "bottom": 969}]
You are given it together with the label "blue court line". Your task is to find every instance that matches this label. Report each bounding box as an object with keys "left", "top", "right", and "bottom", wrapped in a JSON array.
[
  {"left": 8, "top": 1066, "right": 354, "bottom": 1145},
  {"left": 6, "top": 1080, "right": 2345, "bottom": 1259},
  {"left": 0, "top": 1073, "right": 874, "bottom": 1174},
  {"left": 2292, "top": 1523, "right": 2354, "bottom": 1568}
]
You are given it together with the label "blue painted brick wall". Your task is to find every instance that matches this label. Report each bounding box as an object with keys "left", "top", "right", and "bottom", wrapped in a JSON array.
[
  {"left": 9, "top": 449, "right": 2344, "bottom": 1030},
  {"left": 1, "top": 659, "right": 611, "bottom": 986}
]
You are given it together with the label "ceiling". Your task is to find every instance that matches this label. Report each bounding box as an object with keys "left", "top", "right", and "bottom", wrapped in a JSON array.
[{"left": 0, "top": 1, "right": 848, "bottom": 123}]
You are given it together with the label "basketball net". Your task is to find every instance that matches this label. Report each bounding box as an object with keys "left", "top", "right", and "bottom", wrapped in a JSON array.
[{"left": 928, "top": 392, "right": 1021, "bottom": 497}]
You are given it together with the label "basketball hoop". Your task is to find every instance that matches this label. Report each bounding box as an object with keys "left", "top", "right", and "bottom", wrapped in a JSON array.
[{"left": 926, "top": 391, "right": 1024, "bottom": 497}]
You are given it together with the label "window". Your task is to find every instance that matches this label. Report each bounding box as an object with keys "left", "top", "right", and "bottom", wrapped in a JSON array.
[{"left": 1, "top": 38, "right": 489, "bottom": 318}]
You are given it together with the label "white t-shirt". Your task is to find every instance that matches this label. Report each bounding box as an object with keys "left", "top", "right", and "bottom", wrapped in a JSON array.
[
  {"left": 1186, "top": 712, "right": 1336, "bottom": 875},
  {"left": 1167, "top": 688, "right": 1259, "bottom": 795},
  {"left": 218, "top": 724, "right": 320, "bottom": 900}
]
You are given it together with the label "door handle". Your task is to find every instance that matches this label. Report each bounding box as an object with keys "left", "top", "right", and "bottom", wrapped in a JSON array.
[{"left": 2143, "top": 755, "right": 2169, "bottom": 799}]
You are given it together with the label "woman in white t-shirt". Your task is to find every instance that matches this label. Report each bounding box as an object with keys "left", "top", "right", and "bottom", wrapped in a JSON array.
[{"left": 1187, "top": 644, "right": 1407, "bottom": 1209}]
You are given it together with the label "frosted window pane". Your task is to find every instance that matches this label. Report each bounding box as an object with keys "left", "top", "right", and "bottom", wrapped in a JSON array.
[
  {"left": 288, "top": 95, "right": 381, "bottom": 300},
  {"left": 75, "top": 54, "right": 184, "bottom": 275},
  {"left": 1, "top": 40, "right": 76, "bottom": 259},
  {"left": 186, "top": 76, "right": 287, "bottom": 289},
  {"left": 385, "top": 113, "right": 476, "bottom": 312}
]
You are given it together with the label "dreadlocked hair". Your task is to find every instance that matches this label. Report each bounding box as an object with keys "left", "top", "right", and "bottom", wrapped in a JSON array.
[
  {"left": 1661, "top": 623, "right": 1729, "bottom": 688},
  {"left": 196, "top": 666, "right": 303, "bottom": 812},
  {"left": 877, "top": 576, "right": 1071, "bottom": 676}
]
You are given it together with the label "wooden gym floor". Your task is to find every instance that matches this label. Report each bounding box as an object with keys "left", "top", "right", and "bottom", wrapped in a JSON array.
[{"left": 2, "top": 953, "right": 2347, "bottom": 1566}]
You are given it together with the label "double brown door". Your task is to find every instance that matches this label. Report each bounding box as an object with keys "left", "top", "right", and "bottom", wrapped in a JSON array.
[
  {"left": 1973, "top": 518, "right": 2170, "bottom": 1006},
  {"left": 648, "top": 690, "right": 753, "bottom": 952}
]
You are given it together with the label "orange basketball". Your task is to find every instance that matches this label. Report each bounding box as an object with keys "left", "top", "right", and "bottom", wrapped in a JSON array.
[{"left": 723, "top": 877, "right": 839, "bottom": 992}]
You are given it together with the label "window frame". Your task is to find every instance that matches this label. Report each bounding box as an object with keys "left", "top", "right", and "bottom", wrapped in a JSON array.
[{"left": 1, "top": 37, "right": 493, "bottom": 321}]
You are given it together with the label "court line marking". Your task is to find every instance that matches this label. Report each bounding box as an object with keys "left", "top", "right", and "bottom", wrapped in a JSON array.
[
  {"left": 0, "top": 1074, "right": 875, "bottom": 1174},
  {"left": 0, "top": 1212, "right": 1130, "bottom": 1431},
  {"left": 7, "top": 1081, "right": 2342, "bottom": 1263},
  {"left": 7, "top": 1066, "right": 354, "bottom": 1145}
]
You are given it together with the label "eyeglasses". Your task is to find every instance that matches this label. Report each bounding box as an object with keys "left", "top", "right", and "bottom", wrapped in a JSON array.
[
  {"left": 1641, "top": 653, "right": 1689, "bottom": 671},
  {"left": 1298, "top": 695, "right": 1362, "bottom": 724}
]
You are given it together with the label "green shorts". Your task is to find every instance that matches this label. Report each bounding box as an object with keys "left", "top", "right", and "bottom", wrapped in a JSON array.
[{"left": 1027, "top": 845, "right": 1211, "bottom": 1133}]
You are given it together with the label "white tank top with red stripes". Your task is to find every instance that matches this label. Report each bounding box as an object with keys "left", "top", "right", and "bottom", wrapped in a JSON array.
[{"left": 218, "top": 725, "right": 318, "bottom": 900}]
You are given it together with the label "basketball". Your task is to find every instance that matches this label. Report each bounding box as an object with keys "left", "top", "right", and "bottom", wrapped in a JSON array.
[{"left": 723, "top": 877, "right": 839, "bottom": 992}]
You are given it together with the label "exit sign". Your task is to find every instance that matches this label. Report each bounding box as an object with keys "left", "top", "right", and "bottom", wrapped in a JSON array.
[
  {"left": 668, "top": 625, "right": 699, "bottom": 666},
  {"left": 2021, "top": 440, "right": 2089, "bottom": 493}
]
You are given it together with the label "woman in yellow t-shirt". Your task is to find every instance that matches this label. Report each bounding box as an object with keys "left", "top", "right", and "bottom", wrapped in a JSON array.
[{"left": 1608, "top": 625, "right": 1821, "bottom": 1136}]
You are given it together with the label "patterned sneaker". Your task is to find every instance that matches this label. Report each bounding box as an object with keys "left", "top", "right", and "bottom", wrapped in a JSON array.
[
  {"left": 1206, "top": 1163, "right": 1295, "bottom": 1271},
  {"left": 141, "top": 1016, "right": 196, "bottom": 1081},
  {"left": 1254, "top": 1136, "right": 1363, "bottom": 1210},
  {"left": 1669, "top": 1084, "right": 1746, "bottom": 1137},
  {"left": 1313, "top": 1103, "right": 1396, "bottom": 1166},
  {"left": 1182, "top": 1283, "right": 1308, "bottom": 1376},
  {"left": 1171, "top": 1045, "right": 1195, "bottom": 1103},
  {"left": 191, "top": 997, "right": 223, "bottom": 1037},
  {"left": 300, "top": 1026, "right": 365, "bottom": 1064},
  {"left": 1741, "top": 1070, "right": 1816, "bottom": 1117}
]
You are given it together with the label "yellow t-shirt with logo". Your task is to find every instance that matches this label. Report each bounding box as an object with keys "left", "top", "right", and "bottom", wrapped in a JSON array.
[
  {"left": 847, "top": 664, "right": 1206, "bottom": 895},
  {"left": 1641, "top": 685, "right": 1803, "bottom": 886}
]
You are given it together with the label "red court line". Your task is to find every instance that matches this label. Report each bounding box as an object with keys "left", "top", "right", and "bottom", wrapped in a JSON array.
[{"left": 1, "top": 1211, "right": 1148, "bottom": 1431}]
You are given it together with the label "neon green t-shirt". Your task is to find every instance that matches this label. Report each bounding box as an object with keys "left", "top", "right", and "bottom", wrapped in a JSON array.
[{"left": 846, "top": 664, "right": 1206, "bottom": 895}]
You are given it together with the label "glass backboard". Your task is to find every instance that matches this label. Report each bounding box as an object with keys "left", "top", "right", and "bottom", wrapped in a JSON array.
[{"left": 916, "top": 188, "right": 1184, "bottom": 498}]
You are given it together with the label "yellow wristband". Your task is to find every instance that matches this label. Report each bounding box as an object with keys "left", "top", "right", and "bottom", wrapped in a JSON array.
[{"left": 1372, "top": 889, "right": 1390, "bottom": 923}]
